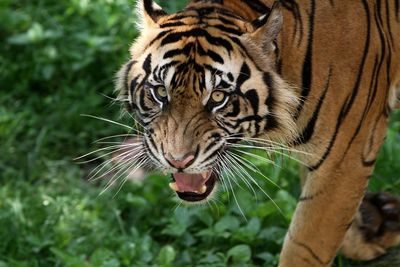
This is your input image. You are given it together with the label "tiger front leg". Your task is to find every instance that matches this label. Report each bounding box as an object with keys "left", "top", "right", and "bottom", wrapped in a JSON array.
[
  {"left": 278, "top": 163, "right": 370, "bottom": 267},
  {"left": 275, "top": 87, "right": 394, "bottom": 266}
]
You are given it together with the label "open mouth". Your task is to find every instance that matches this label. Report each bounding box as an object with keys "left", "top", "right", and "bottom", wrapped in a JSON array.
[{"left": 169, "top": 171, "right": 217, "bottom": 202}]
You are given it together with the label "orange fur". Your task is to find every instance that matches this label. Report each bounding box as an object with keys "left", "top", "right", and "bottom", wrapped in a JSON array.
[{"left": 116, "top": 1, "right": 400, "bottom": 266}]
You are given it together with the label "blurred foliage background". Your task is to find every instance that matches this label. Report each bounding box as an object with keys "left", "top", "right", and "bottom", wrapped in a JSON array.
[{"left": 0, "top": 0, "right": 399, "bottom": 266}]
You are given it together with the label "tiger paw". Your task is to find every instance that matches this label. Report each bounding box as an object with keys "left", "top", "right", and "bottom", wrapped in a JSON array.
[{"left": 341, "top": 192, "right": 400, "bottom": 261}]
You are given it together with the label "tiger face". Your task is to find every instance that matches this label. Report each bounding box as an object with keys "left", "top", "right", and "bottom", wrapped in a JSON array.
[{"left": 117, "top": 0, "right": 298, "bottom": 202}]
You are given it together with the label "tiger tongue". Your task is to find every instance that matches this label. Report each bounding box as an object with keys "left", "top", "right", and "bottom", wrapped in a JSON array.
[{"left": 172, "top": 172, "right": 210, "bottom": 193}]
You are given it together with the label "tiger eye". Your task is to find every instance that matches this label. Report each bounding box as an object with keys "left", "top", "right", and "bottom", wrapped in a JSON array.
[
  {"left": 211, "top": 91, "right": 226, "bottom": 103},
  {"left": 156, "top": 86, "right": 167, "bottom": 98}
]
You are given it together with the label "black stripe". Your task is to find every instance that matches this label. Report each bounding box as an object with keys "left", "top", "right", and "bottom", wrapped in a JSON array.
[
  {"left": 341, "top": 58, "right": 380, "bottom": 159},
  {"left": 235, "top": 62, "right": 250, "bottom": 93},
  {"left": 299, "top": 190, "right": 323, "bottom": 202},
  {"left": 281, "top": 0, "right": 304, "bottom": 46},
  {"left": 124, "top": 60, "right": 136, "bottom": 93},
  {"left": 212, "top": 24, "right": 243, "bottom": 36},
  {"left": 192, "top": 120, "right": 211, "bottom": 136},
  {"left": 143, "top": 0, "right": 166, "bottom": 21},
  {"left": 287, "top": 231, "right": 330, "bottom": 266},
  {"left": 218, "top": 116, "right": 236, "bottom": 129},
  {"left": 163, "top": 43, "right": 194, "bottom": 59},
  {"left": 216, "top": 16, "right": 242, "bottom": 28},
  {"left": 385, "top": 0, "right": 394, "bottom": 45},
  {"left": 362, "top": 158, "right": 377, "bottom": 167},
  {"left": 308, "top": 94, "right": 350, "bottom": 171},
  {"left": 252, "top": 13, "right": 270, "bottom": 29},
  {"left": 139, "top": 90, "right": 151, "bottom": 112},
  {"left": 263, "top": 72, "right": 278, "bottom": 130},
  {"left": 160, "top": 28, "right": 234, "bottom": 52},
  {"left": 340, "top": 1, "right": 382, "bottom": 159},
  {"left": 215, "top": 120, "right": 235, "bottom": 136},
  {"left": 295, "top": 0, "right": 315, "bottom": 119},
  {"left": 299, "top": 195, "right": 314, "bottom": 201},
  {"left": 149, "top": 30, "right": 172, "bottom": 46},
  {"left": 204, "top": 138, "right": 218, "bottom": 154},
  {"left": 234, "top": 115, "right": 263, "bottom": 126},
  {"left": 395, "top": 0, "right": 400, "bottom": 21},
  {"left": 263, "top": 72, "right": 274, "bottom": 90},
  {"left": 361, "top": 114, "right": 382, "bottom": 167},
  {"left": 125, "top": 66, "right": 138, "bottom": 112},
  {"left": 384, "top": 0, "right": 393, "bottom": 117},
  {"left": 183, "top": 110, "right": 204, "bottom": 135},
  {"left": 264, "top": 114, "right": 278, "bottom": 130},
  {"left": 244, "top": 89, "right": 259, "bottom": 113},
  {"left": 160, "top": 31, "right": 186, "bottom": 46},
  {"left": 200, "top": 7, "right": 242, "bottom": 19},
  {"left": 366, "top": 56, "right": 381, "bottom": 116},
  {"left": 166, "top": 14, "right": 198, "bottom": 22},
  {"left": 340, "top": 0, "right": 371, "bottom": 121},
  {"left": 293, "top": 67, "right": 331, "bottom": 146},
  {"left": 245, "top": 0, "right": 270, "bottom": 14},
  {"left": 159, "top": 60, "right": 180, "bottom": 77},
  {"left": 202, "top": 142, "right": 224, "bottom": 163},
  {"left": 206, "top": 50, "right": 224, "bottom": 64},
  {"left": 219, "top": 80, "right": 230, "bottom": 88},
  {"left": 211, "top": 132, "right": 221, "bottom": 140},
  {"left": 226, "top": 98, "right": 240, "bottom": 117},
  {"left": 160, "top": 21, "right": 186, "bottom": 28},
  {"left": 129, "top": 76, "right": 140, "bottom": 98},
  {"left": 203, "top": 64, "right": 223, "bottom": 76},
  {"left": 144, "top": 137, "right": 159, "bottom": 164},
  {"left": 142, "top": 54, "right": 152, "bottom": 73},
  {"left": 148, "top": 135, "right": 158, "bottom": 153},
  {"left": 203, "top": 31, "right": 234, "bottom": 51}
]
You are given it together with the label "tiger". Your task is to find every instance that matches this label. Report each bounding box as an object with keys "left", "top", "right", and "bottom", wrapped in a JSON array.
[{"left": 116, "top": 0, "right": 400, "bottom": 266}]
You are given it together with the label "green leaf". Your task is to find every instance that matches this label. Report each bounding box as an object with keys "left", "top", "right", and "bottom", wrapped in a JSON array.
[
  {"left": 157, "top": 245, "right": 176, "bottom": 267},
  {"left": 227, "top": 244, "right": 252, "bottom": 263},
  {"left": 214, "top": 215, "right": 240, "bottom": 233},
  {"left": 232, "top": 217, "right": 261, "bottom": 242},
  {"left": 90, "top": 248, "right": 120, "bottom": 267},
  {"left": 50, "top": 248, "right": 89, "bottom": 267}
]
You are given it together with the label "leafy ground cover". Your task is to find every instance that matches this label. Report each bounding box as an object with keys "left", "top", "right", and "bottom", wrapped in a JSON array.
[{"left": 1, "top": 1, "right": 399, "bottom": 266}]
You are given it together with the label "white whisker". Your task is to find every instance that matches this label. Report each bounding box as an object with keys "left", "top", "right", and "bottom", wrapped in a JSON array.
[
  {"left": 217, "top": 153, "right": 247, "bottom": 220},
  {"left": 78, "top": 145, "right": 142, "bottom": 164},
  {"left": 93, "top": 134, "right": 142, "bottom": 143},
  {"left": 228, "top": 143, "right": 309, "bottom": 167},
  {"left": 222, "top": 153, "right": 258, "bottom": 200},
  {"left": 90, "top": 150, "right": 145, "bottom": 181},
  {"left": 81, "top": 114, "right": 143, "bottom": 133},
  {"left": 225, "top": 152, "right": 284, "bottom": 216},
  {"left": 112, "top": 158, "right": 149, "bottom": 197},
  {"left": 100, "top": 155, "right": 147, "bottom": 195},
  {"left": 227, "top": 150, "right": 281, "bottom": 189},
  {"left": 225, "top": 169, "right": 247, "bottom": 220},
  {"left": 75, "top": 143, "right": 141, "bottom": 161}
]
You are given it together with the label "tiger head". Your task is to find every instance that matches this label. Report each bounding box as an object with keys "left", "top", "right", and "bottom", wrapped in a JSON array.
[{"left": 116, "top": 0, "right": 298, "bottom": 202}]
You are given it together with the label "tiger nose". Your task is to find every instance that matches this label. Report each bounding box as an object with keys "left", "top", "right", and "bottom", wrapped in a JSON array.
[{"left": 164, "top": 152, "right": 196, "bottom": 169}]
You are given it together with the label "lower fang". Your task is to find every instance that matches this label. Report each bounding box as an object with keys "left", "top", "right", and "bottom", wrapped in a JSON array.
[
  {"left": 199, "top": 185, "right": 207, "bottom": 194},
  {"left": 169, "top": 182, "right": 179, "bottom": 192}
]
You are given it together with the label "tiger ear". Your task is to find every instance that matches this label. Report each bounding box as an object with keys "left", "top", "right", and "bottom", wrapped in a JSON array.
[
  {"left": 248, "top": 1, "right": 282, "bottom": 51},
  {"left": 136, "top": 0, "right": 167, "bottom": 29}
]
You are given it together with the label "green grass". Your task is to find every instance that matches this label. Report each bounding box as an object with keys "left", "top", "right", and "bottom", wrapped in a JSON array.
[{"left": 0, "top": 0, "right": 399, "bottom": 266}]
